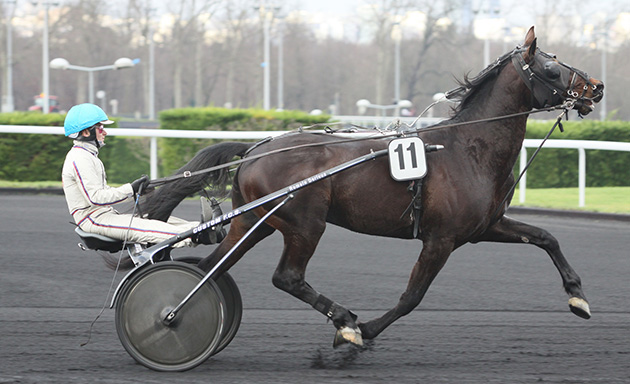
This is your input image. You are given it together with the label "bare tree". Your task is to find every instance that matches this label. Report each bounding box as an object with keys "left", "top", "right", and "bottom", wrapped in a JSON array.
[
  {"left": 355, "top": 0, "right": 461, "bottom": 112},
  {"left": 402, "top": 1, "right": 461, "bottom": 100},
  {"left": 218, "top": 0, "right": 255, "bottom": 108},
  {"left": 359, "top": 0, "right": 410, "bottom": 105},
  {"left": 161, "top": 0, "right": 219, "bottom": 108},
  {"left": 3, "top": 0, "right": 629, "bottom": 120}
]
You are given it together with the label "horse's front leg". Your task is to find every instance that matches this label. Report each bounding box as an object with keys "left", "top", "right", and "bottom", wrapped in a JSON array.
[
  {"left": 359, "top": 238, "right": 454, "bottom": 340},
  {"left": 272, "top": 229, "right": 363, "bottom": 347},
  {"left": 474, "top": 215, "right": 590, "bottom": 319}
]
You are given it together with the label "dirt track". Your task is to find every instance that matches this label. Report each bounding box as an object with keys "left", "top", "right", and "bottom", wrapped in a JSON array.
[{"left": 1, "top": 195, "right": 629, "bottom": 383}]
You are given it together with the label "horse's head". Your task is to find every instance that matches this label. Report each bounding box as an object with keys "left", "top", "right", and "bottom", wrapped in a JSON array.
[{"left": 514, "top": 27, "right": 604, "bottom": 116}]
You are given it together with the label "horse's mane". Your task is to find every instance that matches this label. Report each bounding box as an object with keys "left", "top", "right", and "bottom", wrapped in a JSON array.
[{"left": 448, "top": 53, "right": 512, "bottom": 117}]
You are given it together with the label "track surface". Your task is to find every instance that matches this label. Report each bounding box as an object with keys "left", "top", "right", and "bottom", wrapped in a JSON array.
[{"left": 1, "top": 195, "right": 629, "bottom": 383}]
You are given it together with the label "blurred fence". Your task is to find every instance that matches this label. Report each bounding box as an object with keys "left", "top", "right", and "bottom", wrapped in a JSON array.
[{"left": 1, "top": 124, "right": 629, "bottom": 207}]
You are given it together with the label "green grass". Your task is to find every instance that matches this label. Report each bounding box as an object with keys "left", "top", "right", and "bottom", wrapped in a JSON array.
[
  {"left": 0, "top": 180, "right": 63, "bottom": 189},
  {"left": 511, "top": 186, "right": 630, "bottom": 214},
  {"left": 1, "top": 181, "right": 628, "bottom": 215}
]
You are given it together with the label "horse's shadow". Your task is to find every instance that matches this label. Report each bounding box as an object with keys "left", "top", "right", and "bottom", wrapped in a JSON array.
[{"left": 309, "top": 340, "right": 375, "bottom": 369}]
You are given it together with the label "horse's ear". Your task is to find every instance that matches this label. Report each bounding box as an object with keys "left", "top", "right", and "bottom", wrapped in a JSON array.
[
  {"left": 524, "top": 37, "right": 538, "bottom": 63},
  {"left": 524, "top": 26, "right": 535, "bottom": 46},
  {"left": 523, "top": 26, "right": 537, "bottom": 63}
]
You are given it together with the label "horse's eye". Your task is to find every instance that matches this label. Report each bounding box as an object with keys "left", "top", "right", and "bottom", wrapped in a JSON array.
[{"left": 544, "top": 61, "right": 561, "bottom": 79}]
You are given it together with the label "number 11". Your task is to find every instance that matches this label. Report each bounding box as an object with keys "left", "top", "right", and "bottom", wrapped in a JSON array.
[{"left": 393, "top": 142, "right": 418, "bottom": 170}]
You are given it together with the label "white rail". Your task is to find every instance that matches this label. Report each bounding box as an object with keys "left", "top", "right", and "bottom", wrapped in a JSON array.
[
  {"left": 2, "top": 125, "right": 629, "bottom": 207},
  {"left": 519, "top": 140, "right": 630, "bottom": 207}
]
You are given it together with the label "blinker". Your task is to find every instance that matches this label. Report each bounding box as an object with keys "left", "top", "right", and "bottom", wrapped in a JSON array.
[{"left": 544, "top": 61, "right": 561, "bottom": 79}]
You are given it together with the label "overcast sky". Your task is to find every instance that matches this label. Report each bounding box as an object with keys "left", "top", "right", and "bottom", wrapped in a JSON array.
[
  {"left": 292, "top": 0, "right": 360, "bottom": 15},
  {"left": 284, "top": 0, "right": 628, "bottom": 29}
]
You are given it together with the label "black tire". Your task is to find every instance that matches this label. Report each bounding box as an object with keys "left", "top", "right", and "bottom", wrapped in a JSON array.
[
  {"left": 115, "top": 261, "right": 225, "bottom": 371},
  {"left": 176, "top": 257, "right": 243, "bottom": 354}
]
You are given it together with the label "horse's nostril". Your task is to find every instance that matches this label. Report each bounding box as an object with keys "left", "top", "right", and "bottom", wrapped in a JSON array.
[{"left": 595, "top": 82, "right": 605, "bottom": 92}]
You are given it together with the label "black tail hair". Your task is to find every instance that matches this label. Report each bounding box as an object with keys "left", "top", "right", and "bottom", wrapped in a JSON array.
[{"left": 140, "top": 141, "right": 253, "bottom": 222}]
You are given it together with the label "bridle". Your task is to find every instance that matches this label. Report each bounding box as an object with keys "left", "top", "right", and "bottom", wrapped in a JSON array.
[{"left": 511, "top": 47, "right": 599, "bottom": 115}]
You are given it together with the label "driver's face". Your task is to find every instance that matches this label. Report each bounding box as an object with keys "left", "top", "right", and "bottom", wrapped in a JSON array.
[{"left": 94, "top": 124, "right": 107, "bottom": 142}]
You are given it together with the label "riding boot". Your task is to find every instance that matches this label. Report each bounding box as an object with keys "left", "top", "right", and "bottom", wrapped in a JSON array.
[
  {"left": 200, "top": 195, "right": 214, "bottom": 223},
  {"left": 195, "top": 196, "right": 227, "bottom": 245},
  {"left": 210, "top": 198, "right": 227, "bottom": 243}
]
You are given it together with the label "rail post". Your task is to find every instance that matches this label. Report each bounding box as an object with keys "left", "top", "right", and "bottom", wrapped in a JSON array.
[
  {"left": 519, "top": 146, "right": 527, "bottom": 203},
  {"left": 150, "top": 136, "right": 158, "bottom": 179},
  {"left": 578, "top": 147, "right": 586, "bottom": 207}
]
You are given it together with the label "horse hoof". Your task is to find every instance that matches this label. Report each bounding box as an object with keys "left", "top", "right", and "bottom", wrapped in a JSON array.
[
  {"left": 568, "top": 297, "right": 591, "bottom": 319},
  {"left": 333, "top": 326, "right": 363, "bottom": 348}
]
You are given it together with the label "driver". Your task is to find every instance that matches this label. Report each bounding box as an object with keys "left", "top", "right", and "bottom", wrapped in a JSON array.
[{"left": 61, "top": 103, "right": 216, "bottom": 247}]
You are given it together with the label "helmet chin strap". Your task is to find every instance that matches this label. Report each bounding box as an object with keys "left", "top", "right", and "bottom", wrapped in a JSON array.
[{"left": 76, "top": 127, "right": 105, "bottom": 148}]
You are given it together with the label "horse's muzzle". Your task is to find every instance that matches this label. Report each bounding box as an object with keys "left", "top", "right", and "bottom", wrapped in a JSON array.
[{"left": 575, "top": 80, "right": 604, "bottom": 116}]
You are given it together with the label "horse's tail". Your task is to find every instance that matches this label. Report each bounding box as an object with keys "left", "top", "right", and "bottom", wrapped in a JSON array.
[{"left": 140, "top": 141, "right": 253, "bottom": 221}]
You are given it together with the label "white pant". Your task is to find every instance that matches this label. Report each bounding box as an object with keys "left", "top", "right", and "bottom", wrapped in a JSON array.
[{"left": 79, "top": 210, "right": 198, "bottom": 248}]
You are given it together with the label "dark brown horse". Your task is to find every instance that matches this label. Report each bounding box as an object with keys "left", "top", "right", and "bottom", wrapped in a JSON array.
[{"left": 142, "top": 27, "right": 604, "bottom": 346}]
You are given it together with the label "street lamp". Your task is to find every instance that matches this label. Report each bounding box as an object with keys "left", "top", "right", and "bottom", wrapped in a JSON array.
[
  {"left": 2, "top": 0, "right": 16, "bottom": 112},
  {"left": 255, "top": 1, "right": 280, "bottom": 110},
  {"left": 276, "top": 20, "right": 284, "bottom": 111},
  {"left": 32, "top": 0, "right": 59, "bottom": 114},
  {"left": 473, "top": 1, "right": 503, "bottom": 68},
  {"left": 392, "top": 23, "right": 402, "bottom": 107},
  {"left": 583, "top": 20, "right": 611, "bottom": 121},
  {"left": 356, "top": 99, "right": 412, "bottom": 116},
  {"left": 50, "top": 57, "right": 138, "bottom": 104}
]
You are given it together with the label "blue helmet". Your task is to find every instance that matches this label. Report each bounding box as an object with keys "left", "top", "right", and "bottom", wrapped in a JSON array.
[{"left": 64, "top": 103, "right": 114, "bottom": 138}]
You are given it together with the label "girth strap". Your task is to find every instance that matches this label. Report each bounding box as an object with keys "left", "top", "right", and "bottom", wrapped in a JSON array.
[{"left": 401, "top": 179, "right": 423, "bottom": 239}]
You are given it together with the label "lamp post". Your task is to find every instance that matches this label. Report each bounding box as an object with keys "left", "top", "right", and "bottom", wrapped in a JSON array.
[
  {"left": 256, "top": 1, "right": 280, "bottom": 110},
  {"left": 596, "top": 26, "right": 609, "bottom": 122},
  {"left": 146, "top": 7, "right": 156, "bottom": 120},
  {"left": 148, "top": 22, "right": 155, "bottom": 120},
  {"left": 473, "top": 0, "right": 502, "bottom": 68},
  {"left": 2, "top": 0, "right": 16, "bottom": 112},
  {"left": 49, "top": 57, "right": 138, "bottom": 104},
  {"left": 392, "top": 23, "right": 402, "bottom": 106},
  {"left": 276, "top": 20, "right": 284, "bottom": 111},
  {"left": 583, "top": 20, "right": 610, "bottom": 121},
  {"left": 263, "top": 9, "right": 271, "bottom": 110},
  {"left": 32, "top": 1, "right": 59, "bottom": 114}
]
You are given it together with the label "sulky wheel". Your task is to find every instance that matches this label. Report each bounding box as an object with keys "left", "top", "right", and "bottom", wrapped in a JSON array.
[
  {"left": 176, "top": 257, "right": 243, "bottom": 355},
  {"left": 115, "top": 261, "right": 225, "bottom": 372}
]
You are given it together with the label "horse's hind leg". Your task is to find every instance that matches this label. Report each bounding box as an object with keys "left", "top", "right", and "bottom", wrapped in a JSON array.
[{"left": 474, "top": 215, "right": 590, "bottom": 319}]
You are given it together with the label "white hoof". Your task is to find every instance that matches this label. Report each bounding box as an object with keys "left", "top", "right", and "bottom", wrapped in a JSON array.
[
  {"left": 568, "top": 297, "right": 591, "bottom": 319},
  {"left": 333, "top": 326, "right": 363, "bottom": 347}
]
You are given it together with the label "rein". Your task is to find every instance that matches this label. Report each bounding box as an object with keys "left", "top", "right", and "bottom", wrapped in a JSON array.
[
  {"left": 489, "top": 103, "right": 573, "bottom": 224},
  {"left": 147, "top": 46, "right": 590, "bottom": 189},
  {"left": 146, "top": 103, "right": 570, "bottom": 188}
]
